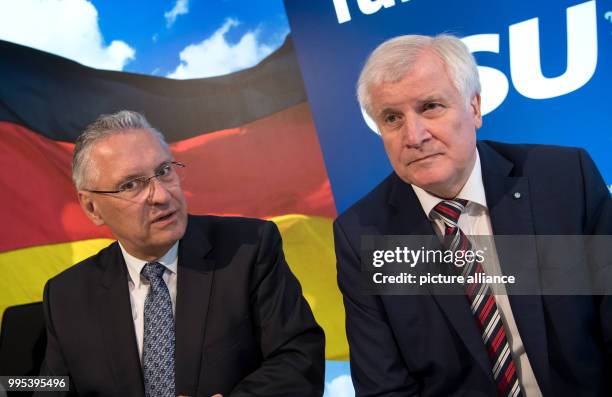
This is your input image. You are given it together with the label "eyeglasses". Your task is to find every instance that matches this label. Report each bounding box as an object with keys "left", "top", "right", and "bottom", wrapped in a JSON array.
[{"left": 85, "top": 161, "right": 186, "bottom": 199}]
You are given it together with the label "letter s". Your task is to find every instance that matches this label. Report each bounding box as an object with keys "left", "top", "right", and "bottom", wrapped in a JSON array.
[{"left": 462, "top": 34, "right": 509, "bottom": 116}]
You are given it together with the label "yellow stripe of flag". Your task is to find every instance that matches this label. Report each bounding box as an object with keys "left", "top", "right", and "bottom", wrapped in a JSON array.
[{"left": 0, "top": 215, "right": 348, "bottom": 360}]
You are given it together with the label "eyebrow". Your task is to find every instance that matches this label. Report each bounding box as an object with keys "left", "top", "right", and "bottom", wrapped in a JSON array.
[
  {"left": 416, "top": 95, "right": 444, "bottom": 106},
  {"left": 377, "top": 94, "right": 446, "bottom": 116},
  {"left": 377, "top": 107, "right": 401, "bottom": 118}
]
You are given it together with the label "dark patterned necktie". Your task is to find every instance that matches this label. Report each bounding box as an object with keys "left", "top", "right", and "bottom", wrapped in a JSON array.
[
  {"left": 141, "top": 262, "right": 175, "bottom": 397},
  {"left": 431, "top": 199, "right": 522, "bottom": 397}
]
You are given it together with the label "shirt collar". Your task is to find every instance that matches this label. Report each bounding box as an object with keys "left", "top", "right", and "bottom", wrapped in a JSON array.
[
  {"left": 411, "top": 149, "right": 488, "bottom": 218},
  {"left": 119, "top": 241, "right": 179, "bottom": 288}
]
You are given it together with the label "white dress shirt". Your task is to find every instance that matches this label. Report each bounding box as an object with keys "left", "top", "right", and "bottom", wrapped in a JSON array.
[
  {"left": 119, "top": 242, "right": 178, "bottom": 362},
  {"left": 411, "top": 151, "right": 543, "bottom": 397}
]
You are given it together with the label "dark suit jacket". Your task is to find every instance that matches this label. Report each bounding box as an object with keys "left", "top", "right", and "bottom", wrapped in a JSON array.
[
  {"left": 334, "top": 141, "right": 612, "bottom": 396},
  {"left": 39, "top": 215, "right": 325, "bottom": 396}
]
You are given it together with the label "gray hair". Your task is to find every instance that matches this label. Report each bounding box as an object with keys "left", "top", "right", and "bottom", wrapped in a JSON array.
[
  {"left": 72, "top": 110, "right": 169, "bottom": 190},
  {"left": 357, "top": 34, "right": 481, "bottom": 117}
]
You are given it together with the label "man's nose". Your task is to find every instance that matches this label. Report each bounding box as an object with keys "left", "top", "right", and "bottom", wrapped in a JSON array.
[
  {"left": 146, "top": 177, "right": 171, "bottom": 204},
  {"left": 400, "top": 116, "right": 431, "bottom": 148}
]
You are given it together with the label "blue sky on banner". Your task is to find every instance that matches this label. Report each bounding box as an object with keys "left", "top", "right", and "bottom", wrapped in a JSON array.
[
  {"left": 0, "top": 0, "right": 290, "bottom": 78},
  {"left": 0, "top": 0, "right": 354, "bottom": 395}
]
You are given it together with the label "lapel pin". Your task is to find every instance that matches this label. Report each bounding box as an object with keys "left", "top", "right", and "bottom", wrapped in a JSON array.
[{"left": 513, "top": 192, "right": 521, "bottom": 199}]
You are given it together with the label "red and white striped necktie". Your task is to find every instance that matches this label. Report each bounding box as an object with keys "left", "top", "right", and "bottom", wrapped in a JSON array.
[{"left": 432, "top": 199, "right": 522, "bottom": 397}]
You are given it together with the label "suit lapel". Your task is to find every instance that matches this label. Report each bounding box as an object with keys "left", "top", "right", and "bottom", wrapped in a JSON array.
[
  {"left": 96, "top": 243, "right": 145, "bottom": 396},
  {"left": 386, "top": 174, "right": 493, "bottom": 381},
  {"left": 478, "top": 142, "right": 552, "bottom": 395},
  {"left": 175, "top": 217, "right": 214, "bottom": 396}
]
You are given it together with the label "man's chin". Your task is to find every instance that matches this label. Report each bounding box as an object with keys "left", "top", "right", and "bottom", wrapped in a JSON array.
[
  {"left": 399, "top": 168, "right": 445, "bottom": 186},
  {"left": 400, "top": 171, "right": 456, "bottom": 196},
  {"left": 168, "top": 221, "right": 187, "bottom": 241},
  {"left": 151, "top": 219, "right": 187, "bottom": 243}
]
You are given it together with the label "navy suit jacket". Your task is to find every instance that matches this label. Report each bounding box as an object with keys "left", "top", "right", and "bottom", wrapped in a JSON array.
[
  {"left": 39, "top": 215, "right": 325, "bottom": 396},
  {"left": 334, "top": 141, "right": 612, "bottom": 396}
]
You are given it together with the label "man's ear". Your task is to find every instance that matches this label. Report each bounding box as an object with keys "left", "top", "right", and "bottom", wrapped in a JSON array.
[
  {"left": 78, "top": 191, "right": 105, "bottom": 226},
  {"left": 471, "top": 93, "right": 483, "bottom": 129}
]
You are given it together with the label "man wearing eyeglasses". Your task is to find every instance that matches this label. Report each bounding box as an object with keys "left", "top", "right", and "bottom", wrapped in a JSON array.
[{"left": 38, "top": 111, "right": 325, "bottom": 397}]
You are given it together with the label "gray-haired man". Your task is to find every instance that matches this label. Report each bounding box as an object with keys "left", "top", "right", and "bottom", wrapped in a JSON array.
[
  {"left": 335, "top": 34, "right": 611, "bottom": 396},
  {"left": 39, "top": 111, "right": 325, "bottom": 396}
]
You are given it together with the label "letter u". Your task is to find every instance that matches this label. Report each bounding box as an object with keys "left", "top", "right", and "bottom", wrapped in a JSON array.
[{"left": 509, "top": 1, "right": 597, "bottom": 99}]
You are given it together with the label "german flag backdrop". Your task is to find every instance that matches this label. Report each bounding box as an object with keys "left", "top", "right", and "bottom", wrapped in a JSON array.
[{"left": 0, "top": 36, "right": 348, "bottom": 360}]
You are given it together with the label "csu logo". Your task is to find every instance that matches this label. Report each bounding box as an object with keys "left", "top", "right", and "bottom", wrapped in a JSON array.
[{"left": 362, "top": 1, "right": 599, "bottom": 132}]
